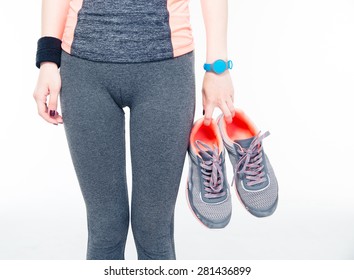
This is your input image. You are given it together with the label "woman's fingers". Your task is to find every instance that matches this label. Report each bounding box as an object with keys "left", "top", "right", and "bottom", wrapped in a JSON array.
[
  {"left": 33, "top": 87, "right": 55, "bottom": 124},
  {"left": 203, "top": 96, "right": 234, "bottom": 125},
  {"left": 219, "top": 100, "right": 233, "bottom": 124},
  {"left": 48, "top": 84, "right": 64, "bottom": 124},
  {"left": 34, "top": 85, "right": 63, "bottom": 125},
  {"left": 201, "top": 71, "right": 235, "bottom": 126},
  {"left": 226, "top": 97, "right": 236, "bottom": 118},
  {"left": 203, "top": 103, "right": 215, "bottom": 126},
  {"left": 33, "top": 64, "right": 64, "bottom": 125}
]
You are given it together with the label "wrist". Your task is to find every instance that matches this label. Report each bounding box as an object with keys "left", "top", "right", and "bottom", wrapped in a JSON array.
[
  {"left": 204, "top": 69, "right": 230, "bottom": 77},
  {"left": 203, "top": 58, "right": 233, "bottom": 75},
  {"left": 36, "top": 36, "right": 62, "bottom": 69},
  {"left": 40, "top": 61, "right": 59, "bottom": 70}
]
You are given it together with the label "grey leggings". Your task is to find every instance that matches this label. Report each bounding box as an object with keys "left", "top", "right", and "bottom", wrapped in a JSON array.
[{"left": 59, "top": 50, "right": 196, "bottom": 260}]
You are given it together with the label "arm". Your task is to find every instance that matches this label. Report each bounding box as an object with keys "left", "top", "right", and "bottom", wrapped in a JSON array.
[
  {"left": 33, "top": 0, "right": 70, "bottom": 125},
  {"left": 200, "top": 0, "right": 235, "bottom": 125},
  {"left": 41, "top": 0, "right": 70, "bottom": 39}
]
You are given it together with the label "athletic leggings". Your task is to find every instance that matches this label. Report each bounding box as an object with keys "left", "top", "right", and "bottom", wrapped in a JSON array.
[{"left": 59, "top": 50, "right": 196, "bottom": 260}]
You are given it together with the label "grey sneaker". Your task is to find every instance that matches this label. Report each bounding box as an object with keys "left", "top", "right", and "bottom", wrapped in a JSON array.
[
  {"left": 217, "top": 110, "right": 278, "bottom": 217},
  {"left": 186, "top": 117, "right": 232, "bottom": 229}
]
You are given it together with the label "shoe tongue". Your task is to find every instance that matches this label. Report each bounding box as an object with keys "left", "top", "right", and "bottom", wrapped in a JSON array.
[
  {"left": 235, "top": 136, "right": 256, "bottom": 149},
  {"left": 198, "top": 149, "right": 214, "bottom": 160}
]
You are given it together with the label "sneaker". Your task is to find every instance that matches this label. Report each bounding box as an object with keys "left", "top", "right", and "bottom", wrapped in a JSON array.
[
  {"left": 186, "top": 117, "right": 232, "bottom": 228},
  {"left": 217, "top": 109, "right": 278, "bottom": 217}
]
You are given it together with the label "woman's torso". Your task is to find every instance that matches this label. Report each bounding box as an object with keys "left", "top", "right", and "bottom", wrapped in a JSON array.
[{"left": 61, "top": 0, "right": 194, "bottom": 63}]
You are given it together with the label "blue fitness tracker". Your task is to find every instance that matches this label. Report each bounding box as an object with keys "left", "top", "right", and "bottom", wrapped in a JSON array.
[{"left": 203, "top": 59, "right": 233, "bottom": 74}]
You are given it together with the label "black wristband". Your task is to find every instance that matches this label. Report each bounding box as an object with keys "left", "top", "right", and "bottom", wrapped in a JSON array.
[{"left": 36, "top": 36, "right": 62, "bottom": 69}]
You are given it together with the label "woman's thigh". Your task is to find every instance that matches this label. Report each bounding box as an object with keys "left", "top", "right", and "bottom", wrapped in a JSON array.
[
  {"left": 128, "top": 51, "right": 196, "bottom": 255},
  {"left": 59, "top": 51, "right": 130, "bottom": 252}
]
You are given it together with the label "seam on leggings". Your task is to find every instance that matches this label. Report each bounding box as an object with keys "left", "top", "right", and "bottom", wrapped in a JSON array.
[{"left": 119, "top": 87, "right": 125, "bottom": 108}]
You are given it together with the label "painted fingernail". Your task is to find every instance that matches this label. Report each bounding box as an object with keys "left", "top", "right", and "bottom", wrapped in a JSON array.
[
  {"left": 50, "top": 110, "right": 56, "bottom": 117},
  {"left": 53, "top": 123, "right": 58, "bottom": 126},
  {"left": 202, "top": 109, "right": 205, "bottom": 115}
]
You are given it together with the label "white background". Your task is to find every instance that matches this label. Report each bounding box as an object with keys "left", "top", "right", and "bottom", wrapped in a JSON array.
[{"left": 0, "top": 0, "right": 353, "bottom": 260}]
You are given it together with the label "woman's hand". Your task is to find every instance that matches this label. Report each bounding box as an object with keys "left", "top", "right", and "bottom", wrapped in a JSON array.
[
  {"left": 202, "top": 70, "right": 235, "bottom": 126},
  {"left": 33, "top": 62, "right": 63, "bottom": 125}
]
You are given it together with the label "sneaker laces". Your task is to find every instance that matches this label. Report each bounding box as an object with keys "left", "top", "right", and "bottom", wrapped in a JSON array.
[
  {"left": 231, "top": 131, "right": 270, "bottom": 188},
  {"left": 195, "top": 140, "right": 225, "bottom": 199}
]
